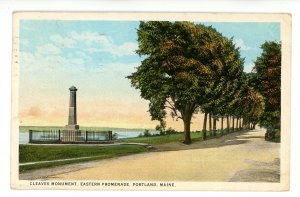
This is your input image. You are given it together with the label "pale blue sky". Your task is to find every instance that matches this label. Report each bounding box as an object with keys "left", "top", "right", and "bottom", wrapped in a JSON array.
[
  {"left": 20, "top": 20, "right": 280, "bottom": 73},
  {"left": 19, "top": 20, "right": 280, "bottom": 128}
]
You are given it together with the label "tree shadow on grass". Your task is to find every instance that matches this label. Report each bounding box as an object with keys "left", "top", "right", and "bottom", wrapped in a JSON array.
[{"left": 152, "top": 130, "right": 259, "bottom": 152}]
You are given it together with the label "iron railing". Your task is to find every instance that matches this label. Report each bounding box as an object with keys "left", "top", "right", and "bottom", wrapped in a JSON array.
[{"left": 28, "top": 130, "right": 113, "bottom": 144}]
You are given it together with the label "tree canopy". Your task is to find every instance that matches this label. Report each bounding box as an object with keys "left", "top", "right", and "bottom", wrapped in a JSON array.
[
  {"left": 253, "top": 41, "right": 281, "bottom": 137},
  {"left": 128, "top": 21, "right": 245, "bottom": 144},
  {"left": 128, "top": 21, "right": 281, "bottom": 144}
]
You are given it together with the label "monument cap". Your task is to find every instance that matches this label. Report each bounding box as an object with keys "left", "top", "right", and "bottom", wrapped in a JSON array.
[{"left": 69, "top": 86, "right": 77, "bottom": 91}]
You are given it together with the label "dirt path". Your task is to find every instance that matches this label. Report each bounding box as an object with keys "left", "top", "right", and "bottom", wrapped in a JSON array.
[{"left": 20, "top": 129, "right": 280, "bottom": 182}]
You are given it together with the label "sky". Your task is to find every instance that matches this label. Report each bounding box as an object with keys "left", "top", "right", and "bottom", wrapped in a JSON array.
[{"left": 19, "top": 20, "right": 280, "bottom": 130}]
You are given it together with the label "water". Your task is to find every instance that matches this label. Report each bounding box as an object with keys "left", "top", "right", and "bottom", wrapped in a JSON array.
[{"left": 19, "top": 130, "right": 160, "bottom": 144}]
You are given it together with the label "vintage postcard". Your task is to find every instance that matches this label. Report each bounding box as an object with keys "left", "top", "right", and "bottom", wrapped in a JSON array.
[{"left": 11, "top": 12, "right": 291, "bottom": 191}]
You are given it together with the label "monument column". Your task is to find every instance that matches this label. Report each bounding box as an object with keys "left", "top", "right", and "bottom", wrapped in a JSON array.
[{"left": 65, "top": 86, "right": 79, "bottom": 130}]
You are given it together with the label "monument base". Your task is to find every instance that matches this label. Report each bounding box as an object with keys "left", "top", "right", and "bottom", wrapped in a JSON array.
[
  {"left": 62, "top": 125, "right": 81, "bottom": 142},
  {"left": 64, "top": 124, "right": 79, "bottom": 130}
]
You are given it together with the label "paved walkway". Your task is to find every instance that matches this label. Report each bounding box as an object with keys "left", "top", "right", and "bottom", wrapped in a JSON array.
[
  {"left": 20, "top": 129, "right": 280, "bottom": 182},
  {"left": 19, "top": 156, "right": 95, "bottom": 166}
]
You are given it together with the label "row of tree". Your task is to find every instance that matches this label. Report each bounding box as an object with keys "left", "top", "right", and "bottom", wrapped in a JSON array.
[{"left": 128, "top": 21, "right": 281, "bottom": 144}]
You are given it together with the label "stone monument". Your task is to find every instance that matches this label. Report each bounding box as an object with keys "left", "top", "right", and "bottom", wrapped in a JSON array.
[
  {"left": 65, "top": 86, "right": 79, "bottom": 130},
  {"left": 63, "top": 86, "right": 81, "bottom": 141}
]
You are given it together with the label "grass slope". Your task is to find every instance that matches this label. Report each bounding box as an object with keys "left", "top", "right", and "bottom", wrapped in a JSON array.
[{"left": 19, "top": 144, "right": 148, "bottom": 172}]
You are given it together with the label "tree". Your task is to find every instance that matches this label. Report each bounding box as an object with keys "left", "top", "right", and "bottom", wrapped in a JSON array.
[
  {"left": 253, "top": 41, "right": 281, "bottom": 140},
  {"left": 200, "top": 36, "right": 244, "bottom": 136},
  {"left": 155, "top": 120, "right": 166, "bottom": 135},
  {"left": 238, "top": 73, "right": 265, "bottom": 130},
  {"left": 128, "top": 21, "right": 224, "bottom": 144}
]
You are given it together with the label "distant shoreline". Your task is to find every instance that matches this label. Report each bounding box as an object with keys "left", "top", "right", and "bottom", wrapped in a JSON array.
[{"left": 19, "top": 125, "right": 156, "bottom": 132}]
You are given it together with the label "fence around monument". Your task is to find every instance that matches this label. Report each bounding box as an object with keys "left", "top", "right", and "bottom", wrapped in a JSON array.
[{"left": 28, "top": 130, "right": 113, "bottom": 144}]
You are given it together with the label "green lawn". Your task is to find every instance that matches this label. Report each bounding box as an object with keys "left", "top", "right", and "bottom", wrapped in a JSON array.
[
  {"left": 19, "top": 130, "right": 234, "bottom": 172},
  {"left": 19, "top": 144, "right": 148, "bottom": 172},
  {"left": 117, "top": 132, "right": 203, "bottom": 144},
  {"left": 117, "top": 129, "right": 233, "bottom": 144}
]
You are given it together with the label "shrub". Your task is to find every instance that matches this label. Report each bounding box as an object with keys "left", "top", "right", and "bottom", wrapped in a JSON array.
[
  {"left": 165, "top": 127, "right": 176, "bottom": 135},
  {"left": 265, "top": 129, "right": 280, "bottom": 142},
  {"left": 274, "top": 129, "right": 281, "bottom": 142},
  {"left": 155, "top": 120, "right": 166, "bottom": 135},
  {"left": 112, "top": 133, "right": 118, "bottom": 140},
  {"left": 143, "top": 129, "right": 152, "bottom": 137}
]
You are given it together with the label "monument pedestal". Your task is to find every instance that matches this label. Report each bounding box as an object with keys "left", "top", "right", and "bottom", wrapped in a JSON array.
[{"left": 62, "top": 125, "right": 81, "bottom": 142}]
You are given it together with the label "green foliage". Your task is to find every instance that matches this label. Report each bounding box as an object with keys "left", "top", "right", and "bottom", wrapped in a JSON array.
[
  {"left": 155, "top": 120, "right": 167, "bottom": 135},
  {"left": 165, "top": 127, "right": 177, "bottom": 135},
  {"left": 128, "top": 21, "right": 280, "bottom": 143},
  {"left": 253, "top": 41, "right": 281, "bottom": 131},
  {"left": 128, "top": 21, "right": 244, "bottom": 144},
  {"left": 143, "top": 129, "right": 152, "bottom": 137},
  {"left": 112, "top": 133, "right": 118, "bottom": 140},
  {"left": 274, "top": 129, "right": 281, "bottom": 142},
  {"left": 233, "top": 73, "right": 265, "bottom": 127},
  {"left": 200, "top": 37, "right": 244, "bottom": 119}
]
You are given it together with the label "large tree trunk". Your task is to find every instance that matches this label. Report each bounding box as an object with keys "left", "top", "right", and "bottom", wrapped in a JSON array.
[
  {"left": 236, "top": 117, "right": 239, "bottom": 131},
  {"left": 244, "top": 119, "right": 248, "bottom": 129},
  {"left": 232, "top": 116, "right": 235, "bottom": 132},
  {"left": 239, "top": 118, "right": 242, "bottom": 130},
  {"left": 213, "top": 117, "right": 217, "bottom": 136},
  {"left": 253, "top": 123, "right": 257, "bottom": 130},
  {"left": 209, "top": 113, "right": 212, "bottom": 137},
  {"left": 226, "top": 115, "right": 230, "bottom": 133},
  {"left": 221, "top": 116, "right": 224, "bottom": 135},
  {"left": 243, "top": 119, "right": 247, "bottom": 129},
  {"left": 182, "top": 105, "right": 193, "bottom": 144},
  {"left": 183, "top": 119, "right": 191, "bottom": 144},
  {"left": 202, "top": 112, "right": 207, "bottom": 140}
]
